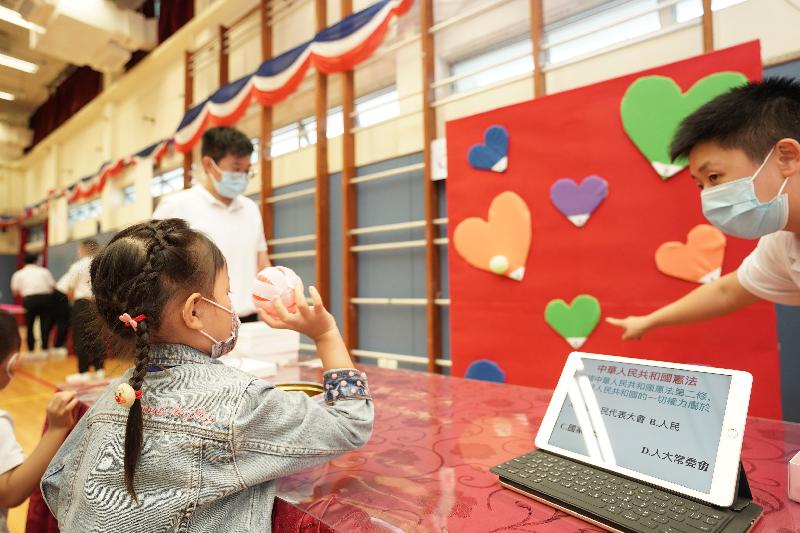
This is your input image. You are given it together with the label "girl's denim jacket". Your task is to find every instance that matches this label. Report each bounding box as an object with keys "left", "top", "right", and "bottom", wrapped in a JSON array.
[{"left": 41, "top": 344, "right": 374, "bottom": 532}]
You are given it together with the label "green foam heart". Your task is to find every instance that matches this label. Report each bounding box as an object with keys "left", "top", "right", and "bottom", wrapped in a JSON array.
[
  {"left": 620, "top": 72, "right": 748, "bottom": 180},
  {"left": 545, "top": 295, "right": 601, "bottom": 349}
]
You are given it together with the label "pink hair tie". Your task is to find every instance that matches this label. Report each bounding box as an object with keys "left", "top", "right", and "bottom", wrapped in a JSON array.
[{"left": 119, "top": 313, "right": 147, "bottom": 331}]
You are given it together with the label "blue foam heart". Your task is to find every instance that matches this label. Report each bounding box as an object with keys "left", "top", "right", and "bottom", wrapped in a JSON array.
[
  {"left": 464, "top": 359, "right": 506, "bottom": 383},
  {"left": 468, "top": 125, "right": 509, "bottom": 172}
]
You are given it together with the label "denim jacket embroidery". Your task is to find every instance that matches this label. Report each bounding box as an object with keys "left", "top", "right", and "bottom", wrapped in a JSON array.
[{"left": 323, "top": 368, "right": 370, "bottom": 404}]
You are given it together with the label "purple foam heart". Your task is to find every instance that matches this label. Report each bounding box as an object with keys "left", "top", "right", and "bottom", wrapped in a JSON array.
[{"left": 550, "top": 175, "right": 609, "bottom": 227}]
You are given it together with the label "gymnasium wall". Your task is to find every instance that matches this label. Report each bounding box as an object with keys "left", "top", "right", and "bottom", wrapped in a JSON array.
[
  {"left": 763, "top": 58, "right": 800, "bottom": 422},
  {"left": 47, "top": 231, "right": 117, "bottom": 282}
]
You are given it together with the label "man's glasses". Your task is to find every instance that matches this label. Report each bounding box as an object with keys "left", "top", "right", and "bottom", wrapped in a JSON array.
[{"left": 211, "top": 160, "right": 255, "bottom": 180}]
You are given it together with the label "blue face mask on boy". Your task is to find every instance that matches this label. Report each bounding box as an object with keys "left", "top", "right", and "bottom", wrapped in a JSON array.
[
  {"left": 209, "top": 160, "right": 249, "bottom": 199},
  {"left": 701, "top": 147, "right": 791, "bottom": 239}
]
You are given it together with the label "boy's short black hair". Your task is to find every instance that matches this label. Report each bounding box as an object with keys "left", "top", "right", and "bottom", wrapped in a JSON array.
[
  {"left": 670, "top": 77, "right": 800, "bottom": 163},
  {"left": 201, "top": 127, "right": 254, "bottom": 163},
  {"left": 0, "top": 310, "right": 20, "bottom": 359},
  {"left": 24, "top": 253, "right": 38, "bottom": 265}
]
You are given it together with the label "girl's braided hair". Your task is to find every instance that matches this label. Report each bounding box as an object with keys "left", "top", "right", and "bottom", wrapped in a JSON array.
[{"left": 89, "top": 218, "right": 225, "bottom": 498}]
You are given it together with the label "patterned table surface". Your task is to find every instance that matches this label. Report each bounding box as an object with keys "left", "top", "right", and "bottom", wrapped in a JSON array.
[{"left": 61, "top": 364, "right": 800, "bottom": 532}]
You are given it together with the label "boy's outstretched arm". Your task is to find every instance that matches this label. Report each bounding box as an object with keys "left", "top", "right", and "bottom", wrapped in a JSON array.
[{"left": 606, "top": 272, "right": 762, "bottom": 340}]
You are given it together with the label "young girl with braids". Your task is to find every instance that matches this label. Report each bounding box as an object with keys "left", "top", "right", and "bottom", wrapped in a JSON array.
[{"left": 40, "top": 219, "right": 373, "bottom": 532}]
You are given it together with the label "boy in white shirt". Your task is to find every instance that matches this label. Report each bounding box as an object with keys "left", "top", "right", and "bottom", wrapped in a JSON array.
[
  {"left": 10, "top": 255, "right": 55, "bottom": 357},
  {"left": 0, "top": 310, "right": 76, "bottom": 533},
  {"left": 608, "top": 78, "right": 800, "bottom": 337}
]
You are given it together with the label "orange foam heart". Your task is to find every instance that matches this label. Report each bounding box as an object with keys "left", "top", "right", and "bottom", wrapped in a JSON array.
[
  {"left": 655, "top": 224, "right": 726, "bottom": 284},
  {"left": 453, "top": 191, "right": 531, "bottom": 280}
]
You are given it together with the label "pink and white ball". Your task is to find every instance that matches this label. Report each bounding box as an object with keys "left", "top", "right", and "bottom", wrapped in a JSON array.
[{"left": 252, "top": 266, "right": 302, "bottom": 316}]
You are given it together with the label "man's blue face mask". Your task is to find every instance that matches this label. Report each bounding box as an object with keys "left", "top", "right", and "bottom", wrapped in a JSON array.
[{"left": 209, "top": 159, "right": 250, "bottom": 199}]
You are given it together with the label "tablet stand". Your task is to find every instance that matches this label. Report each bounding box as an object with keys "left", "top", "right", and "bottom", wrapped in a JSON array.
[{"left": 730, "top": 462, "right": 755, "bottom": 512}]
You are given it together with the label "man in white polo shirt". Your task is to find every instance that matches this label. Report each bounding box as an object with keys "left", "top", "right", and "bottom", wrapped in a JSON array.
[
  {"left": 153, "top": 126, "right": 269, "bottom": 322},
  {"left": 10, "top": 254, "right": 55, "bottom": 355},
  {"left": 608, "top": 78, "right": 800, "bottom": 338}
]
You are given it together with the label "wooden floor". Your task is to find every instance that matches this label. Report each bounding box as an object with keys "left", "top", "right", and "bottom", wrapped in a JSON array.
[{"left": 0, "top": 336, "right": 128, "bottom": 533}]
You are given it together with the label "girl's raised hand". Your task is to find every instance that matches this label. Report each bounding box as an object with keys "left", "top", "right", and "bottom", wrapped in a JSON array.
[{"left": 258, "top": 284, "right": 338, "bottom": 341}]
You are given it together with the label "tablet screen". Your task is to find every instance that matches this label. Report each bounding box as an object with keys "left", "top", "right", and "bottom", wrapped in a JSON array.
[{"left": 546, "top": 357, "right": 732, "bottom": 494}]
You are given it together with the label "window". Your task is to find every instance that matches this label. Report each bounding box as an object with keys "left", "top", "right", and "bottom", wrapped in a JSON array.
[
  {"left": 447, "top": 0, "right": 730, "bottom": 82},
  {"left": 545, "top": 0, "right": 662, "bottom": 65},
  {"left": 674, "top": 0, "right": 748, "bottom": 23},
  {"left": 67, "top": 198, "right": 102, "bottom": 226},
  {"left": 267, "top": 87, "right": 399, "bottom": 157},
  {"left": 355, "top": 87, "right": 400, "bottom": 128},
  {"left": 298, "top": 114, "right": 321, "bottom": 147},
  {"left": 287, "top": 108, "right": 344, "bottom": 148},
  {"left": 28, "top": 223, "right": 45, "bottom": 244},
  {"left": 271, "top": 123, "right": 301, "bottom": 157},
  {"left": 151, "top": 167, "right": 185, "bottom": 198},
  {"left": 122, "top": 184, "right": 136, "bottom": 206},
  {"left": 449, "top": 39, "right": 534, "bottom": 95},
  {"left": 327, "top": 108, "right": 345, "bottom": 137},
  {"left": 250, "top": 137, "right": 260, "bottom": 164}
]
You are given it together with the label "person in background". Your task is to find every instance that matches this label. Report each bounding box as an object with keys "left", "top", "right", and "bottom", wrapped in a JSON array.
[
  {"left": 10, "top": 254, "right": 55, "bottom": 359},
  {"left": 153, "top": 126, "right": 270, "bottom": 323},
  {"left": 60, "top": 239, "right": 105, "bottom": 384},
  {"left": 0, "top": 309, "right": 77, "bottom": 533},
  {"left": 49, "top": 265, "right": 74, "bottom": 360}
]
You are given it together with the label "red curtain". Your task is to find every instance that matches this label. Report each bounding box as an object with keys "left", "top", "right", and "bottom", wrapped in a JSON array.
[
  {"left": 28, "top": 0, "right": 193, "bottom": 147},
  {"left": 28, "top": 67, "right": 103, "bottom": 149},
  {"left": 125, "top": 1, "right": 157, "bottom": 71},
  {"left": 157, "top": 0, "right": 194, "bottom": 43}
]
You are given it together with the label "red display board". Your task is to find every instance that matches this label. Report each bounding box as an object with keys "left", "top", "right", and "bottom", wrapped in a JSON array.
[{"left": 446, "top": 41, "right": 782, "bottom": 419}]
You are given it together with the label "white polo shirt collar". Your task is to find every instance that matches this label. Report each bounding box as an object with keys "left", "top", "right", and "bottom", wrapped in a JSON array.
[{"left": 194, "top": 184, "right": 245, "bottom": 212}]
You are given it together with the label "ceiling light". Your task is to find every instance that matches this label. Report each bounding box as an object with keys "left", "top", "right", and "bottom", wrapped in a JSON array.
[
  {"left": 0, "top": 91, "right": 15, "bottom": 101},
  {"left": 0, "top": 52, "right": 38, "bottom": 74},
  {"left": 0, "top": 6, "right": 45, "bottom": 34}
]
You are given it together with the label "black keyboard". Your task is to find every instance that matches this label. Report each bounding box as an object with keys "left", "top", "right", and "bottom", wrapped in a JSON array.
[{"left": 492, "top": 450, "right": 733, "bottom": 533}]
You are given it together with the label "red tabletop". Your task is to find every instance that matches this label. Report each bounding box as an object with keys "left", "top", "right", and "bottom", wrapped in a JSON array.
[
  {"left": 26, "top": 365, "right": 800, "bottom": 532},
  {"left": 273, "top": 367, "right": 800, "bottom": 532}
]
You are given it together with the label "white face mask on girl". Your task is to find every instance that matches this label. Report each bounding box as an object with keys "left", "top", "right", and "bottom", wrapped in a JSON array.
[{"left": 198, "top": 297, "right": 240, "bottom": 358}]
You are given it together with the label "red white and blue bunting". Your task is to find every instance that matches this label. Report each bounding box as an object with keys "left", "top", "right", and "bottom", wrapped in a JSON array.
[
  {"left": 1, "top": 139, "right": 175, "bottom": 227},
  {"left": 0, "top": 215, "right": 20, "bottom": 228},
  {"left": 3, "top": 0, "right": 412, "bottom": 226},
  {"left": 174, "top": 0, "right": 412, "bottom": 152}
]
